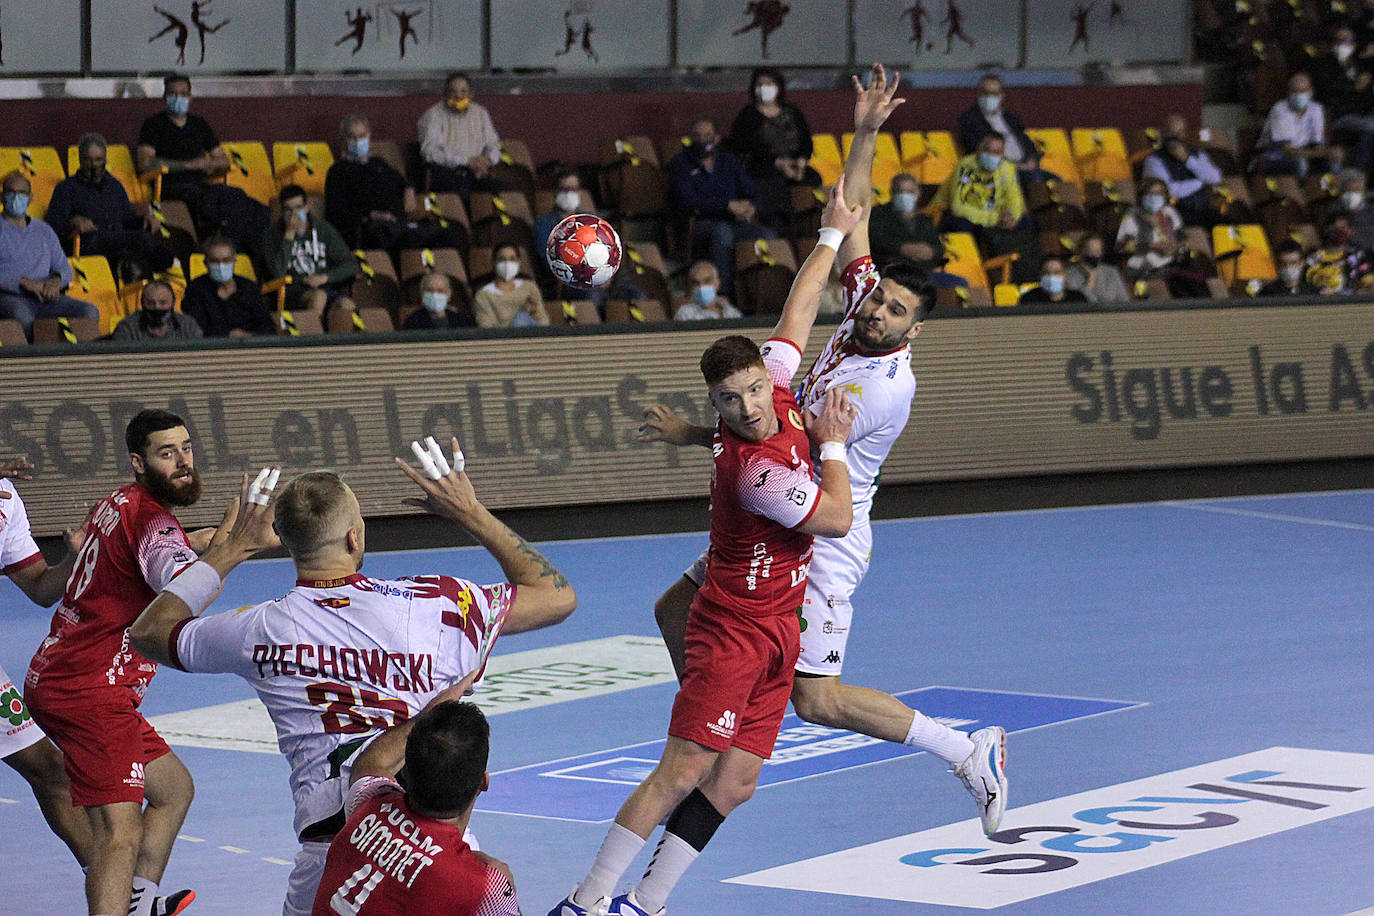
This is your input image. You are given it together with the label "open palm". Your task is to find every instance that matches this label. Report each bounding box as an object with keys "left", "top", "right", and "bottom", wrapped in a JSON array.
[{"left": 852, "top": 62, "right": 905, "bottom": 132}]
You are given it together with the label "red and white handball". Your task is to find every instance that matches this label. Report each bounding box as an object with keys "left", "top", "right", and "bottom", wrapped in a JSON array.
[{"left": 546, "top": 213, "right": 622, "bottom": 289}]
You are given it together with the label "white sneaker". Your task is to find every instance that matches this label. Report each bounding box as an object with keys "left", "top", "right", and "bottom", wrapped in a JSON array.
[{"left": 954, "top": 726, "right": 1007, "bottom": 836}]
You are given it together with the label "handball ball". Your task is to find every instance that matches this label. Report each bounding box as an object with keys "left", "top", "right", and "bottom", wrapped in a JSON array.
[{"left": 546, "top": 213, "right": 622, "bottom": 289}]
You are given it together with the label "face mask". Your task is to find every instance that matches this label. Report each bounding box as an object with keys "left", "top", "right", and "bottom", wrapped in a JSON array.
[
  {"left": 978, "top": 94, "right": 1001, "bottom": 114},
  {"left": 1289, "top": 91, "right": 1312, "bottom": 110},
  {"left": 1336, "top": 42, "right": 1356, "bottom": 62},
  {"left": 347, "top": 137, "right": 369, "bottom": 159},
  {"left": 446, "top": 97, "right": 471, "bottom": 112},
  {"left": 692, "top": 139, "right": 717, "bottom": 158},
  {"left": 141, "top": 308, "right": 171, "bottom": 327},
  {"left": 422, "top": 290, "right": 448, "bottom": 313},
  {"left": 692, "top": 284, "right": 716, "bottom": 306},
  {"left": 1343, "top": 190, "right": 1365, "bottom": 210},
  {"left": 556, "top": 190, "right": 581, "bottom": 212},
  {"left": 892, "top": 191, "right": 918, "bottom": 214},
  {"left": 166, "top": 94, "right": 190, "bottom": 116},
  {"left": 82, "top": 164, "right": 106, "bottom": 183},
  {"left": 1081, "top": 253, "right": 1101, "bottom": 267},
  {"left": 977, "top": 152, "right": 1001, "bottom": 172},
  {"left": 1142, "top": 193, "right": 1166, "bottom": 213},
  {"left": 293, "top": 207, "right": 310, "bottom": 223},
  {"left": 207, "top": 262, "right": 234, "bottom": 284},
  {"left": 1040, "top": 274, "right": 1065, "bottom": 295},
  {"left": 1280, "top": 263, "right": 1304, "bottom": 285},
  {"left": 495, "top": 260, "right": 519, "bottom": 280},
  {"left": 755, "top": 83, "right": 779, "bottom": 103},
  {"left": 1328, "top": 227, "right": 1352, "bottom": 247},
  {"left": 2, "top": 192, "right": 29, "bottom": 217}
]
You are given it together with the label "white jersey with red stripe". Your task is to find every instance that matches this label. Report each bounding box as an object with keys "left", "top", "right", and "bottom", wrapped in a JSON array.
[
  {"left": 0, "top": 480, "right": 47, "bottom": 756},
  {"left": 169, "top": 572, "right": 513, "bottom": 839},
  {"left": 27, "top": 482, "right": 194, "bottom": 697}
]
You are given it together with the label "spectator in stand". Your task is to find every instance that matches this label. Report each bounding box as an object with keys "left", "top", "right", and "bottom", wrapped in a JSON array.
[
  {"left": 0, "top": 171, "right": 98, "bottom": 340},
  {"left": 1019, "top": 255, "right": 1089, "bottom": 304},
  {"left": 534, "top": 169, "right": 592, "bottom": 291},
  {"left": 181, "top": 235, "right": 275, "bottom": 337},
  {"left": 474, "top": 243, "right": 548, "bottom": 328},
  {"left": 1260, "top": 239, "right": 1321, "bottom": 296},
  {"left": 1142, "top": 130, "right": 1223, "bottom": 228},
  {"left": 111, "top": 279, "right": 201, "bottom": 341},
  {"left": 936, "top": 132, "right": 1038, "bottom": 282},
  {"left": 136, "top": 73, "right": 268, "bottom": 254},
  {"left": 326, "top": 113, "right": 457, "bottom": 252},
  {"left": 1305, "top": 213, "right": 1374, "bottom": 293},
  {"left": 1255, "top": 72, "right": 1343, "bottom": 177},
  {"left": 1314, "top": 26, "right": 1374, "bottom": 173},
  {"left": 45, "top": 133, "right": 174, "bottom": 280},
  {"left": 1065, "top": 233, "right": 1131, "bottom": 305},
  {"left": 674, "top": 261, "right": 742, "bottom": 321},
  {"left": 263, "top": 184, "right": 357, "bottom": 317},
  {"left": 668, "top": 116, "right": 776, "bottom": 299},
  {"left": 403, "top": 271, "right": 475, "bottom": 330},
  {"left": 417, "top": 72, "right": 501, "bottom": 199},
  {"left": 1333, "top": 168, "right": 1374, "bottom": 249},
  {"left": 1115, "top": 177, "right": 1185, "bottom": 284},
  {"left": 957, "top": 73, "right": 1057, "bottom": 185},
  {"left": 723, "top": 67, "right": 821, "bottom": 231},
  {"left": 870, "top": 173, "right": 943, "bottom": 270}
]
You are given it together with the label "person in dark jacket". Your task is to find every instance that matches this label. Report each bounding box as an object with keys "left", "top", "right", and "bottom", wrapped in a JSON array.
[
  {"left": 956, "top": 73, "right": 1057, "bottom": 185},
  {"left": 181, "top": 235, "right": 276, "bottom": 337},
  {"left": 723, "top": 67, "right": 821, "bottom": 231}
]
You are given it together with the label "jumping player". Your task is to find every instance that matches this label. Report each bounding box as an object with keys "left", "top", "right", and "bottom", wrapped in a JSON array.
[
  {"left": 551, "top": 178, "right": 863, "bottom": 916},
  {"left": 642, "top": 64, "right": 1008, "bottom": 837},
  {"left": 0, "top": 457, "right": 93, "bottom": 869},
  {"left": 130, "top": 442, "right": 577, "bottom": 916},
  {"left": 311, "top": 683, "right": 519, "bottom": 915},
  {"left": 25, "top": 410, "right": 201, "bottom": 916}
]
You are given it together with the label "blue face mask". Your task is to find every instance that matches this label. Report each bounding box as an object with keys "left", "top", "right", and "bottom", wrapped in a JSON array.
[
  {"left": 1289, "top": 92, "right": 1312, "bottom": 110},
  {"left": 977, "top": 152, "right": 1001, "bottom": 172},
  {"left": 1142, "top": 193, "right": 1166, "bottom": 213},
  {"left": 207, "top": 262, "right": 234, "bottom": 284},
  {"left": 166, "top": 94, "right": 190, "bottom": 116},
  {"left": 3, "top": 192, "right": 29, "bottom": 217},
  {"left": 892, "top": 191, "right": 918, "bottom": 214},
  {"left": 347, "top": 137, "right": 369, "bottom": 159},
  {"left": 692, "top": 284, "right": 716, "bottom": 306},
  {"left": 1040, "top": 274, "right": 1065, "bottom": 295},
  {"left": 422, "top": 291, "right": 449, "bottom": 313}
]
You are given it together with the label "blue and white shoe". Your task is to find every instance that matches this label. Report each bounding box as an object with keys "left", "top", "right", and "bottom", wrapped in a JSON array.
[
  {"left": 608, "top": 890, "right": 665, "bottom": 916},
  {"left": 548, "top": 888, "right": 610, "bottom": 916},
  {"left": 954, "top": 726, "right": 1007, "bottom": 836}
]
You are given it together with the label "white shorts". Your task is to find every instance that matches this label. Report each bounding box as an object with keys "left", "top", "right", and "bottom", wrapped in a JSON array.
[
  {"left": 0, "top": 663, "right": 45, "bottom": 759},
  {"left": 281, "top": 840, "right": 330, "bottom": 916}
]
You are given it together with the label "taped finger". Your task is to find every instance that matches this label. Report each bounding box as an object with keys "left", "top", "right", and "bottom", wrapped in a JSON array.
[
  {"left": 425, "top": 436, "right": 452, "bottom": 476},
  {"left": 247, "top": 467, "right": 272, "bottom": 505},
  {"left": 411, "top": 440, "right": 442, "bottom": 480}
]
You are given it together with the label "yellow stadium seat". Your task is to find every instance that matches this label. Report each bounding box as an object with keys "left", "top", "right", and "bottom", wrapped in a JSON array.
[
  {"left": 911, "top": 131, "right": 957, "bottom": 186},
  {"left": 0, "top": 147, "right": 66, "bottom": 218},
  {"left": 808, "top": 134, "right": 843, "bottom": 187},
  {"left": 67, "top": 144, "right": 144, "bottom": 205},
  {"left": 992, "top": 282, "right": 1023, "bottom": 306},
  {"left": 1212, "top": 224, "right": 1277, "bottom": 283},
  {"left": 67, "top": 255, "right": 122, "bottom": 334},
  {"left": 221, "top": 141, "right": 278, "bottom": 205},
  {"left": 188, "top": 252, "right": 258, "bottom": 282},
  {"left": 272, "top": 141, "right": 334, "bottom": 196},
  {"left": 841, "top": 132, "right": 903, "bottom": 203},
  {"left": 1071, "top": 128, "right": 1133, "bottom": 184},
  {"left": 1025, "top": 129, "right": 1082, "bottom": 188},
  {"left": 939, "top": 232, "right": 988, "bottom": 290}
]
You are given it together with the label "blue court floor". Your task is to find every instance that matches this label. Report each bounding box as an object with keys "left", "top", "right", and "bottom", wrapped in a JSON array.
[{"left": 3, "top": 489, "right": 1372, "bottom": 914}]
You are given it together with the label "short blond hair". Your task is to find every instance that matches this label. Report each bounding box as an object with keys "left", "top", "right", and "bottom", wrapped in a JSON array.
[{"left": 273, "top": 472, "right": 356, "bottom": 560}]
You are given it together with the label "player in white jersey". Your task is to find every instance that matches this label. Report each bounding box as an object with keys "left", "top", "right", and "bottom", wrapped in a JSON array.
[
  {"left": 0, "top": 457, "right": 93, "bottom": 868},
  {"left": 642, "top": 64, "right": 1008, "bottom": 837},
  {"left": 131, "top": 444, "right": 577, "bottom": 916}
]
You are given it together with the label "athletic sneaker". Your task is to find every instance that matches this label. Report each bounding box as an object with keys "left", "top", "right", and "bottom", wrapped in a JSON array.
[
  {"left": 609, "top": 891, "right": 665, "bottom": 916},
  {"left": 155, "top": 890, "right": 196, "bottom": 915},
  {"left": 548, "top": 889, "right": 610, "bottom": 916},
  {"left": 954, "top": 726, "right": 1007, "bottom": 836}
]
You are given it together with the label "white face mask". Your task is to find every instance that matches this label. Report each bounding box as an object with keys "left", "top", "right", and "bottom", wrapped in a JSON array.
[
  {"left": 422, "top": 290, "right": 448, "bottom": 313},
  {"left": 756, "top": 83, "right": 779, "bottom": 104},
  {"left": 556, "top": 190, "right": 581, "bottom": 212},
  {"left": 495, "top": 260, "right": 519, "bottom": 281},
  {"left": 1280, "top": 263, "right": 1304, "bottom": 286},
  {"left": 1142, "top": 193, "right": 1166, "bottom": 213},
  {"left": 1343, "top": 190, "right": 1365, "bottom": 210},
  {"left": 1337, "top": 42, "right": 1356, "bottom": 62},
  {"left": 892, "top": 191, "right": 918, "bottom": 214},
  {"left": 978, "top": 93, "right": 1001, "bottom": 114}
]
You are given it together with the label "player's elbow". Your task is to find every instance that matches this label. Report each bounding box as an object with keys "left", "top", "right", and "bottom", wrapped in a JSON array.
[
  {"left": 129, "top": 601, "right": 171, "bottom": 663},
  {"left": 507, "top": 584, "right": 577, "bottom": 634},
  {"left": 812, "top": 504, "right": 853, "bottom": 539}
]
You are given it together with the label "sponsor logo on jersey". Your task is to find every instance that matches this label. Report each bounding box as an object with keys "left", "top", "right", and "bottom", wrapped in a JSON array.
[
  {"left": 753, "top": 469, "right": 772, "bottom": 488},
  {"left": 313, "top": 596, "right": 351, "bottom": 609},
  {"left": 822, "top": 651, "right": 841, "bottom": 665},
  {"left": 708, "top": 709, "right": 737, "bottom": 740},
  {"left": 158, "top": 526, "right": 176, "bottom": 536},
  {"left": 787, "top": 408, "right": 803, "bottom": 430}
]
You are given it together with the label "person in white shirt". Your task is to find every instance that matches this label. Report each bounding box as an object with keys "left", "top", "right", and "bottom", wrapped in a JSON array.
[
  {"left": 1256, "top": 71, "right": 1343, "bottom": 177},
  {"left": 673, "top": 261, "right": 742, "bottom": 320},
  {"left": 417, "top": 72, "right": 502, "bottom": 200},
  {"left": 130, "top": 449, "right": 577, "bottom": 916}
]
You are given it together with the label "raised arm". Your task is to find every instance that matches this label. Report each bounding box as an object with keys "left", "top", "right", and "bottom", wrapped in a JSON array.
[
  {"left": 350, "top": 674, "right": 476, "bottom": 784},
  {"left": 770, "top": 174, "right": 863, "bottom": 353},
  {"left": 636, "top": 404, "right": 714, "bottom": 448},
  {"left": 396, "top": 439, "right": 576, "bottom": 635},
  {"left": 838, "top": 63, "right": 906, "bottom": 268}
]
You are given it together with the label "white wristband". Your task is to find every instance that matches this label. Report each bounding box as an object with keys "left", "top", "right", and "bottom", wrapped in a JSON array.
[
  {"left": 817, "top": 227, "right": 844, "bottom": 251},
  {"left": 819, "top": 441, "right": 846, "bottom": 463},
  {"left": 163, "top": 560, "right": 224, "bottom": 615}
]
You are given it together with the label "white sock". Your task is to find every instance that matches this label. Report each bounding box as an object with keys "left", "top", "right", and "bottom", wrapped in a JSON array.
[
  {"left": 573, "top": 822, "right": 645, "bottom": 907},
  {"left": 633, "top": 831, "right": 699, "bottom": 913},
  {"left": 128, "top": 876, "right": 158, "bottom": 916},
  {"left": 904, "top": 711, "right": 976, "bottom": 765}
]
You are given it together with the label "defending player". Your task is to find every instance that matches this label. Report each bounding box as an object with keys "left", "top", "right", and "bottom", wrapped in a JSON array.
[
  {"left": 642, "top": 64, "right": 1008, "bottom": 836},
  {"left": 311, "top": 681, "right": 520, "bottom": 915},
  {"left": 129, "top": 441, "right": 577, "bottom": 916},
  {"left": 0, "top": 457, "right": 93, "bottom": 869},
  {"left": 25, "top": 411, "right": 201, "bottom": 916},
  {"left": 551, "top": 178, "right": 863, "bottom": 916}
]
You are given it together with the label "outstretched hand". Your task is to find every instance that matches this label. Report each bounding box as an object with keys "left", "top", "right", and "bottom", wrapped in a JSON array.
[
  {"left": 636, "top": 404, "right": 692, "bottom": 445},
  {"left": 852, "top": 62, "right": 905, "bottom": 133},
  {"left": 395, "top": 436, "right": 483, "bottom": 526},
  {"left": 821, "top": 173, "right": 864, "bottom": 237},
  {"left": 207, "top": 469, "right": 282, "bottom": 559}
]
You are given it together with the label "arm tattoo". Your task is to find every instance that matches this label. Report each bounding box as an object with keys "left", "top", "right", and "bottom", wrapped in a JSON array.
[{"left": 509, "top": 527, "right": 570, "bottom": 590}]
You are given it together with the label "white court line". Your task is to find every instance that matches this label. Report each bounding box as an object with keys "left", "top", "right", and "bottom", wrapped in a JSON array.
[
  {"left": 218, "top": 845, "right": 250, "bottom": 854},
  {"left": 1166, "top": 501, "right": 1374, "bottom": 533},
  {"left": 1343, "top": 909, "right": 1374, "bottom": 916}
]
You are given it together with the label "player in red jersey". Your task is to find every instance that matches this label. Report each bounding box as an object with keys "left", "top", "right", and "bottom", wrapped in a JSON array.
[
  {"left": 25, "top": 411, "right": 201, "bottom": 916},
  {"left": 551, "top": 177, "right": 864, "bottom": 916},
  {"left": 312, "top": 681, "right": 519, "bottom": 916}
]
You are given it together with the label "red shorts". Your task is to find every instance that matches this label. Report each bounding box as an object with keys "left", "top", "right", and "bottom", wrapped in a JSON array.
[
  {"left": 26, "top": 685, "right": 170, "bottom": 806},
  {"left": 668, "top": 597, "right": 800, "bottom": 759}
]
